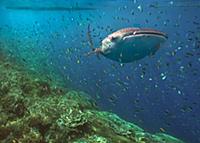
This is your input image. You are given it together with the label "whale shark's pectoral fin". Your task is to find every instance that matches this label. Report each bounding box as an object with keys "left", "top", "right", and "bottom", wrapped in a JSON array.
[{"left": 149, "top": 44, "right": 161, "bottom": 57}]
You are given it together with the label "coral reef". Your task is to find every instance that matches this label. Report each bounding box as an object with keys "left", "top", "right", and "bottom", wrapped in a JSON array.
[{"left": 0, "top": 55, "right": 185, "bottom": 143}]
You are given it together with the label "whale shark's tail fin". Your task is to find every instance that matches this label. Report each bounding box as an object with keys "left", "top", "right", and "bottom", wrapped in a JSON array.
[
  {"left": 84, "top": 48, "right": 101, "bottom": 60},
  {"left": 86, "top": 24, "right": 101, "bottom": 59},
  {"left": 87, "top": 24, "right": 95, "bottom": 51}
]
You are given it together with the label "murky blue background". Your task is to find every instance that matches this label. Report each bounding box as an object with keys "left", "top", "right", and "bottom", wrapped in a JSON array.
[{"left": 0, "top": 0, "right": 200, "bottom": 143}]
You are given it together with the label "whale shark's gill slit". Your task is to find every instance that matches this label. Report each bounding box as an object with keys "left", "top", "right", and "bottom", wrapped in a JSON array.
[{"left": 134, "top": 31, "right": 168, "bottom": 39}]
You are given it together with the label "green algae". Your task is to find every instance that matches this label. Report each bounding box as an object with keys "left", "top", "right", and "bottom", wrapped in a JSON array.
[{"left": 0, "top": 54, "right": 185, "bottom": 143}]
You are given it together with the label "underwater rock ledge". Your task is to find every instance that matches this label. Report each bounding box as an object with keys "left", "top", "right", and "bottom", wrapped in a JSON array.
[{"left": 0, "top": 54, "right": 184, "bottom": 143}]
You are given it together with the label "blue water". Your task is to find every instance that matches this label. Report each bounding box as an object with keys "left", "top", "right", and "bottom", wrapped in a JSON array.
[{"left": 0, "top": 0, "right": 200, "bottom": 143}]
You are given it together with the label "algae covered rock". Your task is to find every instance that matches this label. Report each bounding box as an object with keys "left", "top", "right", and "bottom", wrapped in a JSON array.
[
  {"left": 0, "top": 59, "right": 185, "bottom": 143},
  {"left": 73, "top": 135, "right": 111, "bottom": 143},
  {"left": 153, "top": 133, "right": 184, "bottom": 143}
]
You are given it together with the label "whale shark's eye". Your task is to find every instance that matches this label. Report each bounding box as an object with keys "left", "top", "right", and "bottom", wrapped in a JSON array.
[{"left": 110, "top": 36, "right": 119, "bottom": 42}]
